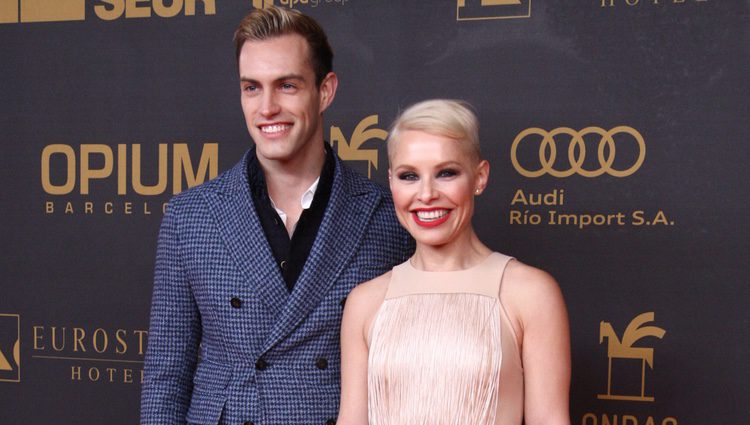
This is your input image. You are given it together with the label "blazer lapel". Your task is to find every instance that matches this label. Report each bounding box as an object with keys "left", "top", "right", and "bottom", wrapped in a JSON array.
[
  {"left": 203, "top": 153, "right": 289, "bottom": 321},
  {"left": 261, "top": 159, "right": 381, "bottom": 353}
]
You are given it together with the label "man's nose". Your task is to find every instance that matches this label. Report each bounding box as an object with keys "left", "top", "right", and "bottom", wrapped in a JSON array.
[{"left": 260, "top": 91, "right": 281, "bottom": 117}]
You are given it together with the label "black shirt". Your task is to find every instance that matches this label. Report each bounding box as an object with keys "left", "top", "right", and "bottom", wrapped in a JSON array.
[{"left": 246, "top": 144, "right": 335, "bottom": 292}]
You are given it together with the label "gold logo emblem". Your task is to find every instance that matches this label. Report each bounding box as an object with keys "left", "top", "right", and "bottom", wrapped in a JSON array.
[
  {"left": 1, "top": 0, "right": 215, "bottom": 23},
  {"left": 510, "top": 126, "right": 646, "bottom": 178},
  {"left": 0, "top": 313, "right": 21, "bottom": 383},
  {"left": 330, "top": 115, "right": 387, "bottom": 179},
  {"left": 457, "top": 0, "right": 531, "bottom": 21},
  {"left": 599, "top": 312, "right": 666, "bottom": 401},
  {"left": 252, "top": 0, "right": 274, "bottom": 9},
  {"left": 0, "top": 0, "right": 84, "bottom": 24}
]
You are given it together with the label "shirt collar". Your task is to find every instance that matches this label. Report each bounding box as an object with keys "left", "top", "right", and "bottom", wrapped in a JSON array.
[
  {"left": 246, "top": 145, "right": 335, "bottom": 226},
  {"left": 269, "top": 176, "right": 320, "bottom": 226}
]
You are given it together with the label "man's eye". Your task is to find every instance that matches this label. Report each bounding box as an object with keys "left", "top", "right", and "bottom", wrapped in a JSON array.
[
  {"left": 281, "top": 83, "right": 296, "bottom": 90},
  {"left": 437, "top": 169, "right": 458, "bottom": 178},
  {"left": 243, "top": 85, "right": 258, "bottom": 92},
  {"left": 397, "top": 172, "right": 418, "bottom": 181}
]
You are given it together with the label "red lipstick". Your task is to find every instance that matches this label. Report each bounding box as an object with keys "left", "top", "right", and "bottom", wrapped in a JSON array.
[{"left": 412, "top": 209, "right": 451, "bottom": 228}]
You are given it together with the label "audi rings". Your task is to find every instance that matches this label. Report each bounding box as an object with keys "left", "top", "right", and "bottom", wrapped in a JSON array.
[{"left": 510, "top": 126, "right": 646, "bottom": 178}]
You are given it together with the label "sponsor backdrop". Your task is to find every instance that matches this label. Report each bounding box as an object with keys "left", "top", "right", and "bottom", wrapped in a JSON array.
[{"left": 1, "top": 0, "right": 747, "bottom": 424}]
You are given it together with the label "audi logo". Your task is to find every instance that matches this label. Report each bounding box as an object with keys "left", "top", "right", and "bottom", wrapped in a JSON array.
[{"left": 510, "top": 126, "right": 646, "bottom": 178}]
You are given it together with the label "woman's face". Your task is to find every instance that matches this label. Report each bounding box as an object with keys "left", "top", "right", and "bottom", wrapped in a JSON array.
[{"left": 389, "top": 130, "right": 488, "bottom": 248}]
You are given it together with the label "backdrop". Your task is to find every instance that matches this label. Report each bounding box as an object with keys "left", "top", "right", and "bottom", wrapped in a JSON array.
[{"left": 1, "top": 1, "right": 748, "bottom": 424}]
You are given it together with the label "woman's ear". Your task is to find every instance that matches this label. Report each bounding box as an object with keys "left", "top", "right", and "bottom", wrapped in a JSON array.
[{"left": 474, "top": 160, "right": 490, "bottom": 195}]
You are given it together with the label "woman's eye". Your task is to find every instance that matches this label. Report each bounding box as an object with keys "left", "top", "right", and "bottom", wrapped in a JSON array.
[
  {"left": 437, "top": 169, "right": 458, "bottom": 178},
  {"left": 397, "top": 172, "right": 418, "bottom": 181}
]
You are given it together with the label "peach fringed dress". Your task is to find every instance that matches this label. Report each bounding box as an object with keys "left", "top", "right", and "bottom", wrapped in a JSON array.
[{"left": 367, "top": 253, "right": 524, "bottom": 425}]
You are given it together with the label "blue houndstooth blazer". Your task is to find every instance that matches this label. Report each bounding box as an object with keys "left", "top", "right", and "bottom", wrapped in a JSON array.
[{"left": 140, "top": 150, "right": 413, "bottom": 425}]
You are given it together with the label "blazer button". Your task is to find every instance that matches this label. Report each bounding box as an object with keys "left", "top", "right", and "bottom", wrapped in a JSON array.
[
  {"left": 280, "top": 260, "right": 288, "bottom": 270},
  {"left": 255, "top": 358, "right": 269, "bottom": 371},
  {"left": 230, "top": 297, "right": 242, "bottom": 308},
  {"left": 326, "top": 419, "right": 336, "bottom": 425},
  {"left": 315, "top": 357, "right": 328, "bottom": 370}
]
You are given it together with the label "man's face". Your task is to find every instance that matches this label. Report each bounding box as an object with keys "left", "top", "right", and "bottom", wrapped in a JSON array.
[{"left": 238, "top": 33, "right": 337, "bottom": 166}]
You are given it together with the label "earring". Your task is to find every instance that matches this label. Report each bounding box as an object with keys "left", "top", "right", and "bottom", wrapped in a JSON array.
[{"left": 475, "top": 188, "right": 481, "bottom": 194}]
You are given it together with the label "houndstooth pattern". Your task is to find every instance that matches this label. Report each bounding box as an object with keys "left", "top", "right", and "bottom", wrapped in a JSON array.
[{"left": 140, "top": 151, "right": 413, "bottom": 425}]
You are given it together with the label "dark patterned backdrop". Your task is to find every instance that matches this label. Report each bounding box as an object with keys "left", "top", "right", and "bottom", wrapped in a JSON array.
[{"left": 1, "top": 1, "right": 748, "bottom": 423}]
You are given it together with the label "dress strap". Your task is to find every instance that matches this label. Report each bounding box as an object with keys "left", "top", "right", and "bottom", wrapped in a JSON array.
[
  {"left": 383, "top": 260, "right": 409, "bottom": 299},
  {"left": 487, "top": 252, "right": 514, "bottom": 299}
]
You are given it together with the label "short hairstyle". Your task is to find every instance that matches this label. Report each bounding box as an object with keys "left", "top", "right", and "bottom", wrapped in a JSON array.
[
  {"left": 233, "top": 6, "right": 334, "bottom": 86},
  {"left": 387, "top": 99, "right": 482, "bottom": 164}
]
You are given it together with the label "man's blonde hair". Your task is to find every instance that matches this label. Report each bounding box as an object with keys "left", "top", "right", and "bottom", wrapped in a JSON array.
[{"left": 234, "top": 6, "right": 333, "bottom": 86}]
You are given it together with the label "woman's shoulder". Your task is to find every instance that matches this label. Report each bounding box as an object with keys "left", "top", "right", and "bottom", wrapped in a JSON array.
[
  {"left": 500, "top": 258, "right": 567, "bottom": 332},
  {"left": 345, "top": 271, "right": 393, "bottom": 322},
  {"left": 503, "top": 258, "right": 560, "bottom": 297},
  {"left": 348, "top": 271, "right": 393, "bottom": 307},
  {"left": 343, "top": 271, "right": 394, "bottom": 344}
]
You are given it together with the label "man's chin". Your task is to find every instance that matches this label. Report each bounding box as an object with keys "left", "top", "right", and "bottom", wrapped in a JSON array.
[{"left": 254, "top": 144, "right": 297, "bottom": 164}]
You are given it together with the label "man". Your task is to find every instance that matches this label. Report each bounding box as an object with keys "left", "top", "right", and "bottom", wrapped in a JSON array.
[{"left": 140, "top": 6, "right": 412, "bottom": 425}]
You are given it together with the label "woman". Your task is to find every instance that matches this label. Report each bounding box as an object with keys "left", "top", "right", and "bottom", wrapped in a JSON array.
[{"left": 337, "top": 99, "right": 570, "bottom": 425}]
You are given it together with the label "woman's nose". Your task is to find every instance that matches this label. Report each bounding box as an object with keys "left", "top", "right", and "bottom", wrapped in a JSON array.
[{"left": 417, "top": 178, "right": 438, "bottom": 203}]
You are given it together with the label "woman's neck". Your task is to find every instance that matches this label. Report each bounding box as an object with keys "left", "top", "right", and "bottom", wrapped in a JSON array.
[{"left": 410, "top": 229, "right": 492, "bottom": 271}]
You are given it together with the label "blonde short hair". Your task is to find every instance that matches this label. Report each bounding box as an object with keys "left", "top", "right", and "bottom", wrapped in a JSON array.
[{"left": 387, "top": 99, "right": 481, "bottom": 164}]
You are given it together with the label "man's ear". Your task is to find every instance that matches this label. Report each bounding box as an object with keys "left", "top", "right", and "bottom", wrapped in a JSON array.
[{"left": 318, "top": 72, "right": 338, "bottom": 113}]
